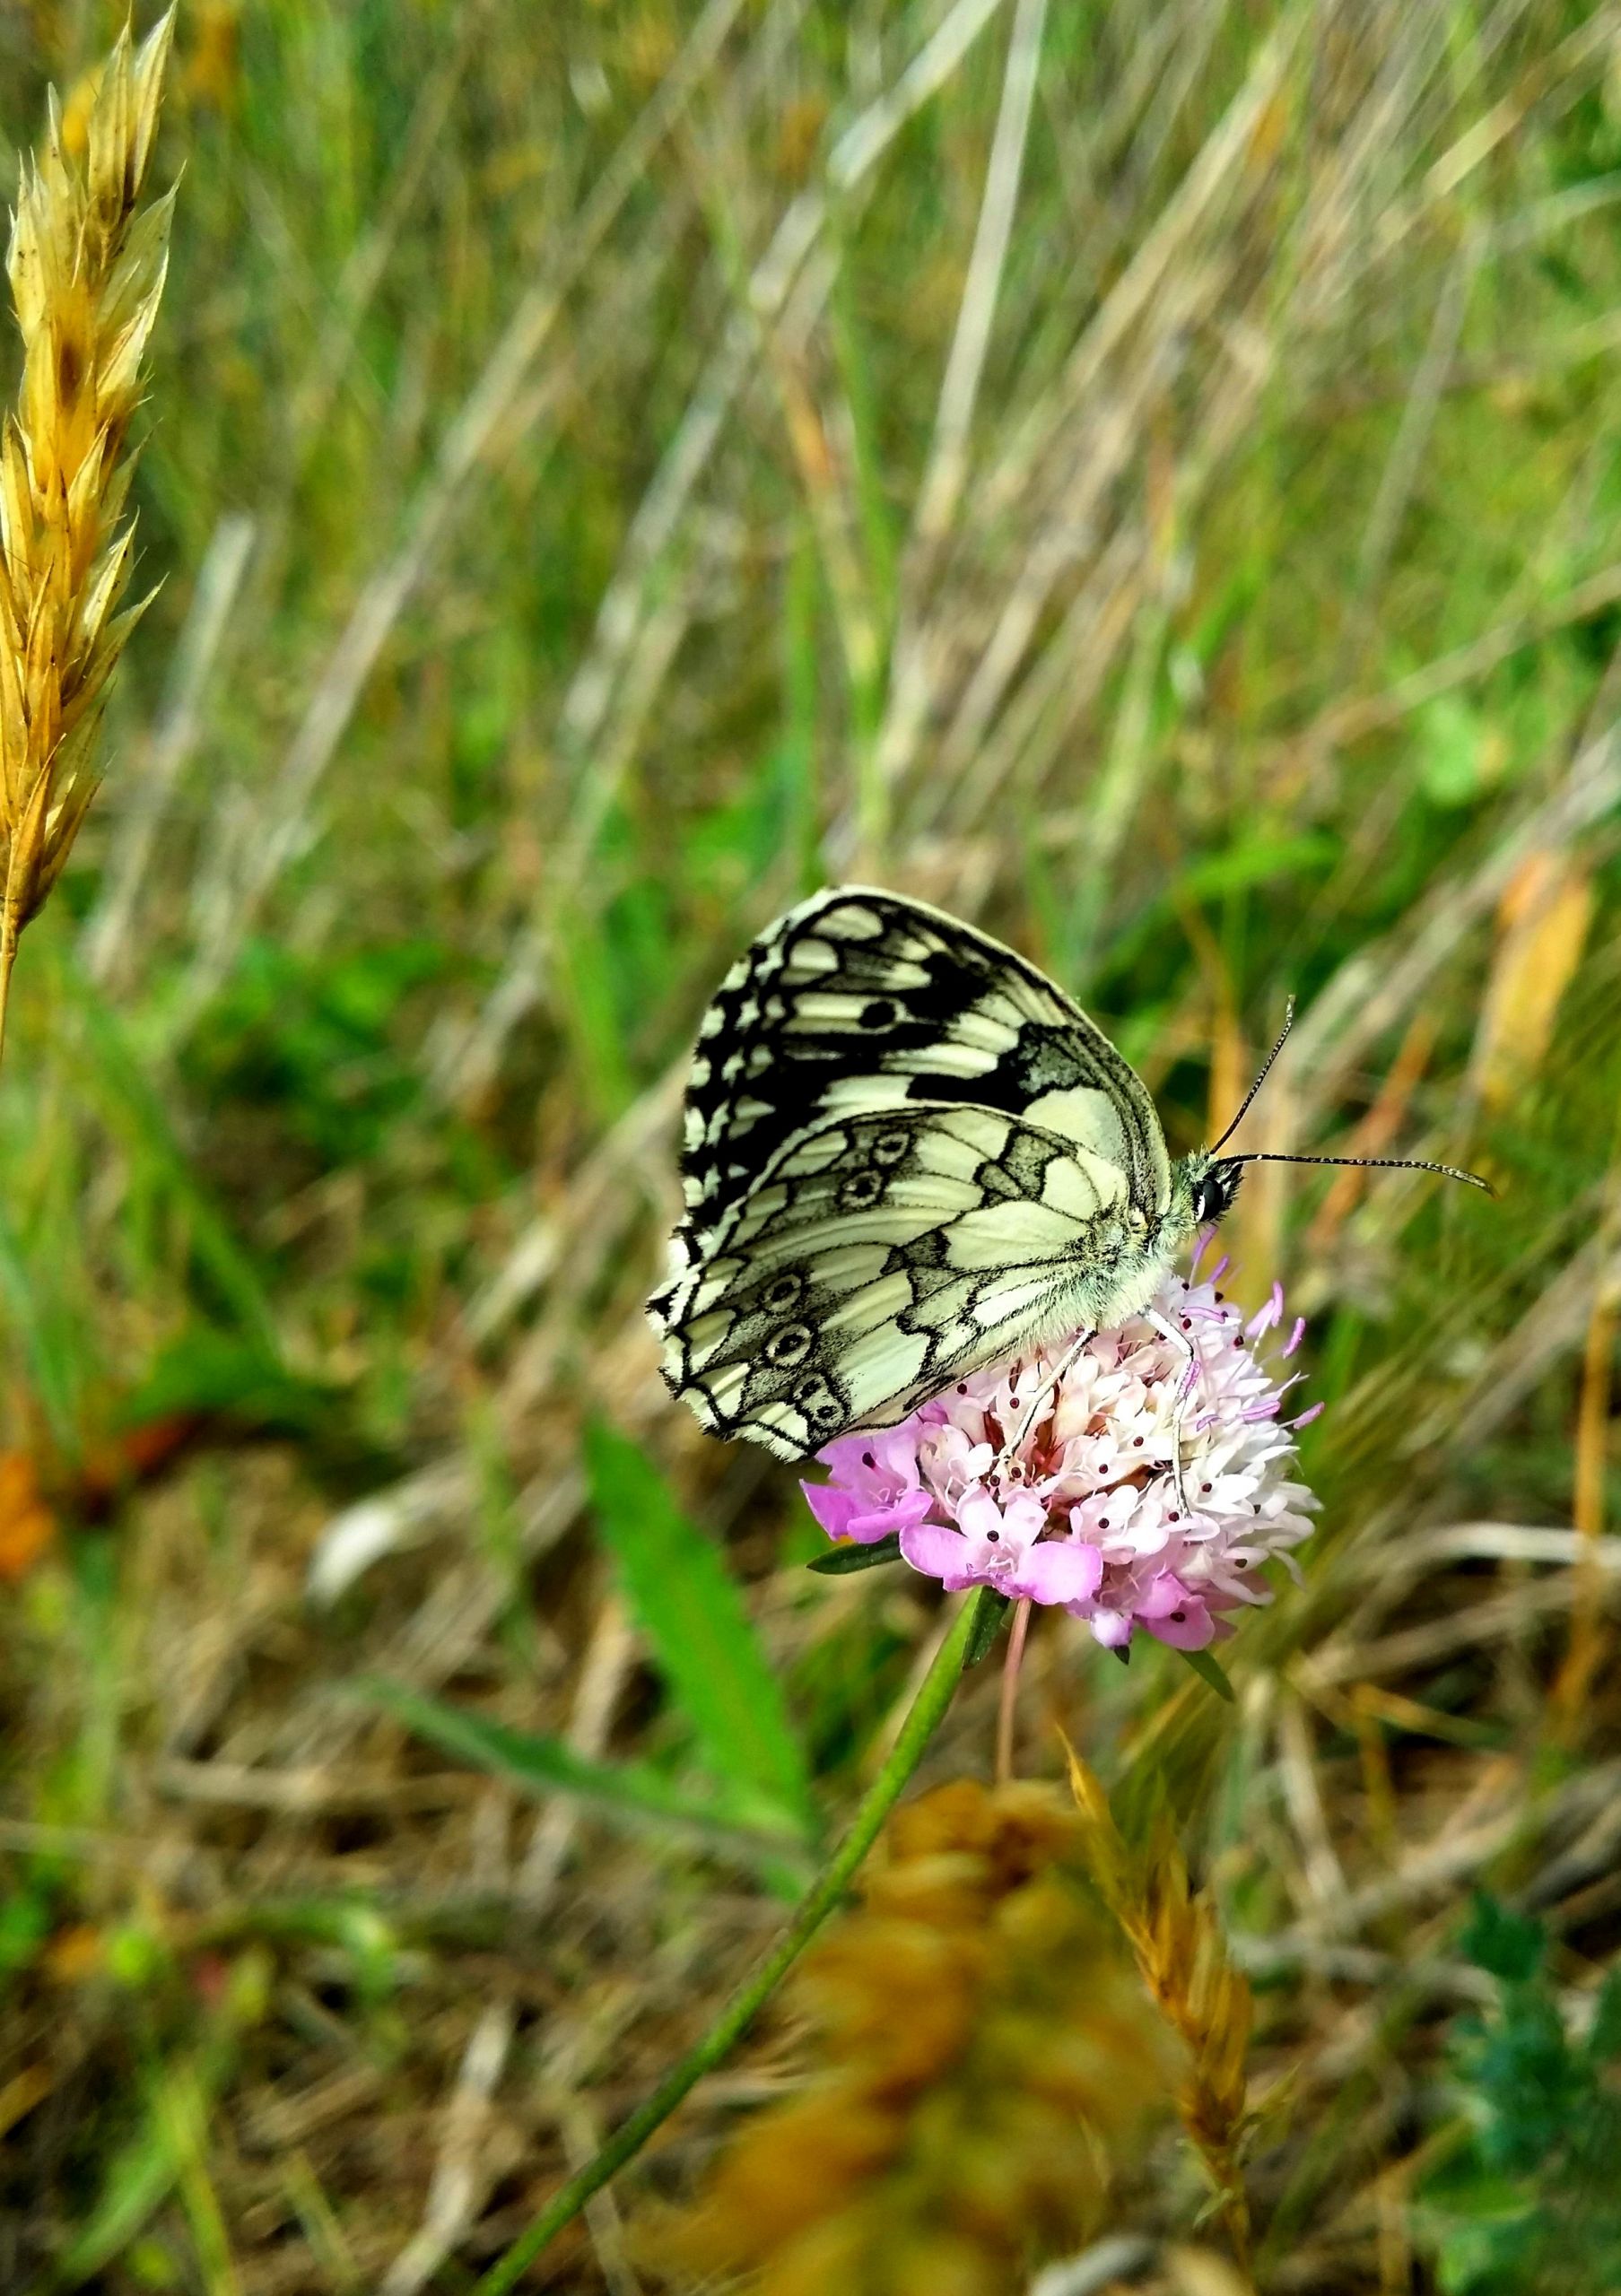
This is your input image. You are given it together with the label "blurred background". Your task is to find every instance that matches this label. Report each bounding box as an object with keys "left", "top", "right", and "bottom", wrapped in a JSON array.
[{"left": 2, "top": 1, "right": 1620, "bottom": 2289}]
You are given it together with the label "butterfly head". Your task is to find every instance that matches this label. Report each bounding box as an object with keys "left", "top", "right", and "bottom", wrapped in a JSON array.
[{"left": 1175, "top": 1150, "right": 1245, "bottom": 1231}]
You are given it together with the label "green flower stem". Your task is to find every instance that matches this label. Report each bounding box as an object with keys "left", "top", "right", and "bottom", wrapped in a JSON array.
[{"left": 473, "top": 1583, "right": 995, "bottom": 2293}]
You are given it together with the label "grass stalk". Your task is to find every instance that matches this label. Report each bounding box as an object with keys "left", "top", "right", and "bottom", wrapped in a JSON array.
[
  {"left": 1067, "top": 1744, "right": 1257, "bottom": 2280},
  {"left": 471, "top": 1584, "right": 995, "bottom": 2294},
  {"left": 0, "top": 9, "right": 175, "bottom": 1062},
  {"left": 997, "top": 1595, "right": 1033, "bottom": 1784},
  {"left": 1549, "top": 1263, "right": 1618, "bottom": 1745}
]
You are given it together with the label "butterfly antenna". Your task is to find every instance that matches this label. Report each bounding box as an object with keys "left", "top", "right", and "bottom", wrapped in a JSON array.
[
  {"left": 1208, "top": 997, "right": 1297, "bottom": 1154},
  {"left": 1230, "top": 1151, "right": 1495, "bottom": 1196}
]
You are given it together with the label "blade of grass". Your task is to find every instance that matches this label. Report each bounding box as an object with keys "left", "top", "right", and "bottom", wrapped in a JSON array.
[
  {"left": 65, "top": 980, "right": 278, "bottom": 1350},
  {"left": 151, "top": 2055, "right": 243, "bottom": 2296},
  {"left": 362, "top": 1677, "right": 811, "bottom": 1866},
  {"left": 52, "top": 2035, "right": 237, "bottom": 2290},
  {"left": 585, "top": 1419, "right": 817, "bottom": 1841},
  {"left": 1180, "top": 1647, "right": 1238, "bottom": 1703},
  {"left": 0, "top": 1191, "right": 82, "bottom": 1455}
]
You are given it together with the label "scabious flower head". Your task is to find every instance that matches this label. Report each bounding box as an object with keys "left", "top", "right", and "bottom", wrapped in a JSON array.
[{"left": 802, "top": 1240, "right": 1321, "bottom": 1652}]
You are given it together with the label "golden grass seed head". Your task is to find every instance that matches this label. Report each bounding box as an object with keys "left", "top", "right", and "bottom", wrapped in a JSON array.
[{"left": 0, "top": 8, "right": 176, "bottom": 1047}]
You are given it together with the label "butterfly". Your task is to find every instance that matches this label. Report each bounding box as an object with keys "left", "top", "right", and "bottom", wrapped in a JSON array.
[{"left": 647, "top": 887, "right": 1486, "bottom": 1461}]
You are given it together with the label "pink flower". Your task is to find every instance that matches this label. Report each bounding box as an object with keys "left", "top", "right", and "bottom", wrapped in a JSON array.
[
  {"left": 899, "top": 1488, "right": 1102, "bottom": 1605},
  {"left": 802, "top": 1245, "right": 1320, "bottom": 1653},
  {"left": 1132, "top": 1571, "right": 1215, "bottom": 1651},
  {"left": 799, "top": 1427, "right": 934, "bottom": 1544}
]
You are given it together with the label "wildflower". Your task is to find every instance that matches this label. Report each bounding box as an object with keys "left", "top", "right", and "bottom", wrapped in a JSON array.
[{"left": 802, "top": 1245, "right": 1320, "bottom": 1652}]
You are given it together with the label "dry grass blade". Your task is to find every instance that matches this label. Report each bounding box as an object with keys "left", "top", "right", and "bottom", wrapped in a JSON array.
[
  {"left": 0, "top": 7, "right": 175, "bottom": 1057},
  {"left": 1066, "top": 1744, "right": 1256, "bottom": 2282}
]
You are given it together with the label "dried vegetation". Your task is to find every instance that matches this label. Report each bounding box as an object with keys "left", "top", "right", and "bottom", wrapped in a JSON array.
[
  {"left": 0, "top": 2, "right": 1618, "bottom": 2292},
  {"left": 0, "top": 11, "right": 173, "bottom": 1052}
]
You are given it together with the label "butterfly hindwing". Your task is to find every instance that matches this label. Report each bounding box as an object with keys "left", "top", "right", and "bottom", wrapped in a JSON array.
[
  {"left": 654, "top": 1103, "right": 1131, "bottom": 1459},
  {"left": 675, "top": 889, "right": 1170, "bottom": 1268}
]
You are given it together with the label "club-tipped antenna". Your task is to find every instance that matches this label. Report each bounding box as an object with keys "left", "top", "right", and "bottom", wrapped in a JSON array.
[
  {"left": 1209, "top": 997, "right": 1297, "bottom": 1154},
  {"left": 1229, "top": 1151, "right": 1495, "bottom": 1196},
  {"left": 1207, "top": 997, "right": 1495, "bottom": 1195}
]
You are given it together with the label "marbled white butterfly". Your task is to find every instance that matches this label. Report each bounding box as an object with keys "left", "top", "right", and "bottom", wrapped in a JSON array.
[{"left": 648, "top": 888, "right": 1486, "bottom": 1461}]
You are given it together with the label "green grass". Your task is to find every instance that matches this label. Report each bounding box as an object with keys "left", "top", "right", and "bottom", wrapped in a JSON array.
[{"left": 1, "top": 1, "right": 1619, "bottom": 2289}]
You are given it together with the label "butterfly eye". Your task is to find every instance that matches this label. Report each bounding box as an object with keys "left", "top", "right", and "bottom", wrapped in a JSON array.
[
  {"left": 860, "top": 996, "right": 902, "bottom": 1029},
  {"left": 871, "top": 1130, "right": 911, "bottom": 1167},
  {"left": 766, "top": 1323, "right": 814, "bottom": 1367},
  {"left": 1191, "top": 1165, "right": 1242, "bottom": 1224}
]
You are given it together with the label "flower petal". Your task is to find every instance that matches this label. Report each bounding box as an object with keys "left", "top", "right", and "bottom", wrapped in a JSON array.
[
  {"left": 999, "top": 1492, "right": 1051, "bottom": 1552},
  {"left": 1142, "top": 1596, "right": 1215, "bottom": 1650},
  {"left": 871, "top": 1427, "right": 926, "bottom": 1488},
  {"left": 800, "top": 1481, "right": 862, "bottom": 1543},
  {"left": 798, "top": 1255, "right": 1316, "bottom": 1665},
  {"left": 1135, "top": 1570, "right": 1190, "bottom": 1620},
  {"left": 898, "top": 1519, "right": 995, "bottom": 1592},
  {"left": 814, "top": 1434, "right": 879, "bottom": 1485},
  {"left": 954, "top": 1487, "right": 1004, "bottom": 1544},
  {"left": 848, "top": 1490, "right": 935, "bottom": 1541},
  {"left": 1011, "top": 1538, "right": 1102, "bottom": 1605}
]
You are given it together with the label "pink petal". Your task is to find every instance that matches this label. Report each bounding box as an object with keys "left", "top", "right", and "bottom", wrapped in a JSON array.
[
  {"left": 999, "top": 1492, "right": 1051, "bottom": 1552},
  {"left": 815, "top": 1429, "right": 922, "bottom": 1496},
  {"left": 871, "top": 1427, "right": 926, "bottom": 1486},
  {"left": 1086, "top": 1608, "right": 1134, "bottom": 1647},
  {"left": 1011, "top": 1538, "right": 1102, "bottom": 1606},
  {"left": 954, "top": 1488, "right": 1003, "bottom": 1544},
  {"left": 801, "top": 1482, "right": 863, "bottom": 1542},
  {"left": 815, "top": 1434, "right": 878, "bottom": 1483},
  {"left": 899, "top": 1518, "right": 983, "bottom": 1591},
  {"left": 848, "top": 1490, "right": 936, "bottom": 1541},
  {"left": 1135, "top": 1571, "right": 1190, "bottom": 1620},
  {"left": 1142, "top": 1596, "right": 1216, "bottom": 1650}
]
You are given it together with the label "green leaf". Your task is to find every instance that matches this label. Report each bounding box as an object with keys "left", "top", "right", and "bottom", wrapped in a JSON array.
[
  {"left": 362, "top": 1679, "right": 811, "bottom": 1866},
  {"left": 585, "top": 1422, "right": 816, "bottom": 1839},
  {"left": 806, "top": 1532, "right": 902, "bottom": 1575},
  {"left": 1178, "top": 1647, "right": 1236, "bottom": 1703},
  {"left": 963, "top": 1592, "right": 1010, "bottom": 1668},
  {"left": 52, "top": 2035, "right": 239, "bottom": 2287},
  {"left": 1461, "top": 1892, "right": 1546, "bottom": 1984}
]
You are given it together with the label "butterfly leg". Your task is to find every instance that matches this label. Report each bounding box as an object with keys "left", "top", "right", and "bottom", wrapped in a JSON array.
[
  {"left": 996, "top": 1329, "right": 1095, "bottom": 1473},
  {"left": 1145, "top": 1308, "right": 1203, "bottom": 1517}
]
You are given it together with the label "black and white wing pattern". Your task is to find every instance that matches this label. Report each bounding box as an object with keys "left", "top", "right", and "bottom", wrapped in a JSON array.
[
  {"left": 654, "top": 1104, "right": 1137, "bottom": 1460},
  {"left": 669, "top": 886, "right": 1168, "bottom": 1271},
  {"left": 648, "top": 887, "right": 1183, "bottom": 1460}
]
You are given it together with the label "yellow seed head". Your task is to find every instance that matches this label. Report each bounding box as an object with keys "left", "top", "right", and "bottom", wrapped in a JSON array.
[
  {"left": 0, "top": 8, "right": 176, "bottom": 1056},
  {"left": 1065, "top": 1742, "right": 1257, "bottom": 2276}
]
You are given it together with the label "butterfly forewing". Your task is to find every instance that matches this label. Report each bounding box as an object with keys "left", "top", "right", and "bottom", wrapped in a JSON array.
[
  {"left": 649, "top": 887, "right": 1187, "bottom": 1458},
  {"left": 675, "top": 888, "right": 1169, "bottom": 1257},
  {"left": 655, "top": 1104, "right": 1129, "bottom": 1459}
]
